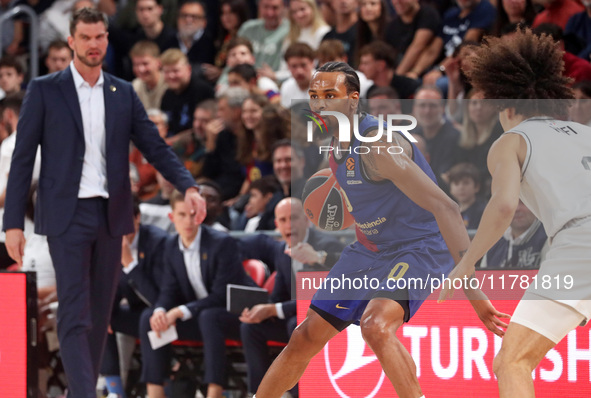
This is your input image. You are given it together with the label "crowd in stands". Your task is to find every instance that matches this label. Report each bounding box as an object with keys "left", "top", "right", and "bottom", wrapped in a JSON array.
[{"left": 1, "top": 0, "right": 591, "bottom": 396}]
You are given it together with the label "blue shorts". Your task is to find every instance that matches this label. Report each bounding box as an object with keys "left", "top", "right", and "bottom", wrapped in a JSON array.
[{"left": 310, "top": 235, "right": 454, "bottom": 330}]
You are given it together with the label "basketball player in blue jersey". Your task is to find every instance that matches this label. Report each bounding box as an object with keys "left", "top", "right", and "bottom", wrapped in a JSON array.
[
  {"left": 252, "top": 62, "right": 508, "bottom": 398},
  {"left": 439, "top": 30, "right": 591, "bottom": 397}
]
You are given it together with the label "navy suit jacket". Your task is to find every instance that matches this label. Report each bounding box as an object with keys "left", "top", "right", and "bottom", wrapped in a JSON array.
[
  {"left": 155, "top": 225, "right": 256, "bottom": 317},
  {"left": 239, "top": 229, "right": 343, "bottom": 318},
  {"left": 118, "top": 224, "right": 170, "bottom": 309},
  {"left": 3, "top": 67, "right": 196, "bottom": 237}
]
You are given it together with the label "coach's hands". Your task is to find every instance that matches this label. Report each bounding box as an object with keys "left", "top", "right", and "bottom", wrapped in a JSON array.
[
  {"left": 288, "top": 242, "right": 324, "bottom": 265},
  {"left": 240, "top": 304, "right": 277, "bottom": 324},
  {"left": 150, "top": 308, "right": 183, "bottom": 338},
  {"left": 185, "top": 187, "right": 207, "bottom": 225},
  {"left": 150, "top": 310, "right": 168, "bottom": 338},
  {"left": 6, "top": 228, "right": 26, "bottom": 266}
]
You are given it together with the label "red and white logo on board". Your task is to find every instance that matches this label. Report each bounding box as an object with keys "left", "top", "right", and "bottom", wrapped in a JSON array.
[{"left": 323, "top": 326, "right": 386, "bottom": 398}]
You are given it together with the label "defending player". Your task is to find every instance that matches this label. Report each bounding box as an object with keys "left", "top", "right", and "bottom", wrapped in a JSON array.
[
  {"left": 439, "top": 30, "right": 591, "bottom": 397},
  {"left": 253, "top": 62, "right": 508, "bottom": 398}
]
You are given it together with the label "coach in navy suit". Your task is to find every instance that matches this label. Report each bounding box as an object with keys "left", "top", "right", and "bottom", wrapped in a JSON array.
[
  {"left": 239, "top": 198, "right": 344, "bottom": 395},
  {"left": 140, "top": 190, "right": 256, "bottom": 398},
  {"left": 2, "top": 9, "right": 205, "bottom": 398}
]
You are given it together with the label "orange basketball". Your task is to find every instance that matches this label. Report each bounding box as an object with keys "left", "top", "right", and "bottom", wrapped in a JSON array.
[{"left": 301, "top": 168, "right": 354, "bottom": 231}]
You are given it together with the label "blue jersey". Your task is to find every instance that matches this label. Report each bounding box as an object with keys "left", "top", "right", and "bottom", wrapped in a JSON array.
[{"left": 329, "top": 113, "right": 440, "bottom": 251}]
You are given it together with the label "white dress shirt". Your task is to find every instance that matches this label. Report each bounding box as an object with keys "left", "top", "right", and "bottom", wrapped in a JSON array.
[
  {"left": 244, "top": 215, "right": 261, "bottom": 233},
  {"left": 70, "top": 62, "right": 109, "bottom": 198},
  {"left": 121, "top": 232, "right": 140, "bottom": 274},
  {"left": 178, "top": 227, "right": 208, "bottom": 320},
  {"left": 153, "top": 227, "right": 208, "bottom": 320}
]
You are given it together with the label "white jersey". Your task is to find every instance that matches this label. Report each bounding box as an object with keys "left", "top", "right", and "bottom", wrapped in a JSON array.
[{"left": 507, "top": 117, "right": 591, "bottom": 237}]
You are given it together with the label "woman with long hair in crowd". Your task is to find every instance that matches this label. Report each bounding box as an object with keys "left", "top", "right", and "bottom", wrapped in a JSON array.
[
  {"left": 492, "top": 0, "right": 537, "bottom": 36},
  {"left": 202, "top": 0, "right": 250, "bottom": 82},
  {"left": 226, "top": 97, "right": 290, "bottom": 215},
  {"left": 237, "top": 93, "right": 272, "bottom": 191},
  {"left": 445, "top": 41, "right": 479, "bottom": 122},
  {"left": 237, "top": 104, "right": 291, "bottom": 229},
  {"left": 355, "top": 0, "right": 390, "bottom": 65},
  {"left": 286, "top": 0, "right": 331, "bottom": 50},
  {"left": 269, "top": 0, "right": 331, "bottom": 82},
  {"left": 228, "top": 96, "right": 290, "bottom": 204}
]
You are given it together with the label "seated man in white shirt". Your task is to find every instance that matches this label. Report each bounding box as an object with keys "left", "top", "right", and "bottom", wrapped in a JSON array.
[{"left": 139, "top": 190, "right": 256, "bottom": 398}]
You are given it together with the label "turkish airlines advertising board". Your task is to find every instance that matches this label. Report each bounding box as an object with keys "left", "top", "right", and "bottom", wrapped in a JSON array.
[
  {"left": 0, "top": 273, "right": 28, "bottom": 397},
  {"left": 297, "top": 270, "right": 591, "bottom": 397}
]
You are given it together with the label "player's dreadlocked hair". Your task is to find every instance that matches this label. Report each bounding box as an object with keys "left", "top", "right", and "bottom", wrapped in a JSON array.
[
  {"left": 316, "top": 62, "right": 361, "bottom": 95},
  {"left": 464, "top": 29, "right": 574, "bottom": 118}
]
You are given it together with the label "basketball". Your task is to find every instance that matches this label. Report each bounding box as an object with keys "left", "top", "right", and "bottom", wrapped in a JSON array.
[{"left": 301, "top": 168, "right": 354, "bottom": 231}]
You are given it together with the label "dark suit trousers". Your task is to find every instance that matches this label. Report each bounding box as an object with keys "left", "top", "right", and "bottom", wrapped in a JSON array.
[
  {"left": 47, "top": 198, "right": 122, "bottom": 398},
  {"left": 100, "top": 304, "right": 144, "bottom": 375},
  {"left": 240, "top": 316, "right": 297, "bottom": 394},
  {"left": 140, "top": 307, "right": 241, "bottom": 386}
]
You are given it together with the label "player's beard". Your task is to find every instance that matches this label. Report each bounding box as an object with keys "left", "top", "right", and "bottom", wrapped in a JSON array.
[{"left": 77, "top": 50, "right": 105, "bottom": 68}]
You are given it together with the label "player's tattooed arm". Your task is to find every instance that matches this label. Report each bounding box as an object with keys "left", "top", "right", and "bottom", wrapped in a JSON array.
[
  {"left": 361, "top": 131, "right": 413, "bottom": 181},
  {"left": 361, "top": 148, "right": 381, "bottom": 180}
]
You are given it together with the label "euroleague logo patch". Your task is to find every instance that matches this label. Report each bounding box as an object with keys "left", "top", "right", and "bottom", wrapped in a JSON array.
[
  {"left": 346, "top": 158, "right": 355, "bottom": 171},
  {"left": 346, "top": 158, "right": 355, "bottom": 178},
  {"left": 324, "top": 326, "right": 386, "bottom": 398}
]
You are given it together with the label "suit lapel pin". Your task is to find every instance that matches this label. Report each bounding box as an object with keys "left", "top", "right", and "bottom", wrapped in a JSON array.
[
  {"left": 139, "top": 252, "right": 145, "bottom": 259},
  {"left": 202, "top": 253, "right": 207, "bottom": 261},
  {"left": 110, "top": 85, "right": 116, "bottom": 92}
]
